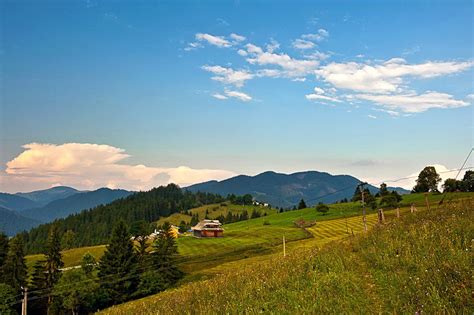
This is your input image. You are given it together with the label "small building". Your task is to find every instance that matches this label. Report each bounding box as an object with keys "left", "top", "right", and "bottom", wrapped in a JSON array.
[{"left": 192, "top": 219, "right": 224, "bottom": 238}]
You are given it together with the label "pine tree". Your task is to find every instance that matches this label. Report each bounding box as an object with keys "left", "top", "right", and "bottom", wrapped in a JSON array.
[
  {"left": 3, "top": 236, "right": 27, "bottom": 293},
  {"left": 298, "top": 199, "right": 307, "bottom": 209},
  {"left": 29, "top": 260, "right": 48, "bottom": 314},
  {"left": 150, "top": 222, "right": 182, "bottom": 286},
  {"left": 0, "top": 232, "right": 9, "bottom": 269},
  {"left": 45, "top": 225, "right": 64, "bottom": 312},
  {"left": 98, "top": 220, "right": 139, "bottom": 305}
]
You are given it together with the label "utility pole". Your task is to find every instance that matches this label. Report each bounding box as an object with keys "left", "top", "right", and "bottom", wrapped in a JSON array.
[
  {"left": 21, "top": 286, "right": 27, "bottom": 315},
  {"left": 359, "top": 182, "right": 368, "bottom": 232}
]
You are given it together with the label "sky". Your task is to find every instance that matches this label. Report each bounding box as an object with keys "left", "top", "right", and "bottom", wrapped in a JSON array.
[{"left": 1, "top": 0, "right": 473, "bottom": 193}]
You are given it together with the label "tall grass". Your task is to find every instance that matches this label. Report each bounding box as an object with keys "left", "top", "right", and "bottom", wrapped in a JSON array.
[{"left": 100, "top": 198, "right": 473, "bottom": 314}]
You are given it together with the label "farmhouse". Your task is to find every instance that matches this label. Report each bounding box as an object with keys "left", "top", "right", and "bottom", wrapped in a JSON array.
[{"left": 192, "top": 219, "right": 224, "bottom": 238}]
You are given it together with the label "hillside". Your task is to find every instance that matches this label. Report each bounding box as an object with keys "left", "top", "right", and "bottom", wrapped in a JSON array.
[
  {"left": 0, "top": 193, "right": 39, "bottom": 211},
  {"left": 100, "top": 197, "right": 473, "bottom": 314},
  {"left": 187, "top": 171, "right": 409, "bottom": 208},
  {"left": 21, "top": 188, "right": 132, "bottom": 222},
  {"left": 15, "top": 186, "right": 80, "bottom": 207},
  {"left": 0, "top": 206, "right": 42, "bottom": 236},
  {"left": 23, "top": 184, "right": 225, "bottom": 253}
]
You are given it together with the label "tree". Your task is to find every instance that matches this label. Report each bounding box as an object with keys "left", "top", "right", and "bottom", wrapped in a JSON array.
[
  {"left": 45, "top": 225, "right": 64, "bottom": 312},
  {"left": 53, "top": 269, "right": 98, "bottom": 315},
  {"left": 98, "top": 220, "right": 139, "bottom": 306},
  {"left": 380, "top": 192, "right": 401, "bottom": 208},
  {"left": 29, "top": 260, "right": 48, "bottom": 314},
  {"left": 61, "top": 230, "right": 75, "bottom": 250},
  {"left": 316, "top": 203, "right": 329, "bottom": 215},
  {"left": 2, "top": 236, "right": 27, "bottom": 293},
  {"left": 0, "top": 232, "right": 9, "bottom": 270},
  {"left": 412, "top": 166, "right": 441, "bottom": 193},
  {"left": 0, "top": 283, "right": 16, "bottom": 315},
  {"left": 81, "top": 253, "right": 97, "bottom": 277},
  {"left": 443, "top": 178, "right": 460, "bottom": 192},
  {"left": 460, "top": 170, "right": 474, "bottom": 192},
  {"left": 150, "top": 222, "right": 183, "bottom": 286},
  {"left": 297, "top": 199, "right": 307, "bottom": 209},
  {"left": 378, "top": 183, "right": 389, "bottom": 196}
]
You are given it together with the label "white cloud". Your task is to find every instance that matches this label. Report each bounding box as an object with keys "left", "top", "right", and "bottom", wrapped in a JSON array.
[
  {"left": 292, "top": 77, "right": 306, "bottom": 82},
  {"left": 201, "top": 65, "right": 254, "bottom": 87},
  {"left": 266, "top": 39, "right": 280, "bottom": 53},
  {"left": 390, "top": 164, "right": 469, "bottom": 190},
  {"left": 3, "top": 143, "right": 235, "bottom": 192},
  {"left": 225, "top": 90, "right": 252, "bottom": 102},
  {"left": 195, "top": 33, "right": 231, "bottom": 48},
  {"left": 292, "top": 39, "right": 315, "bottom": 50},
  {"left": 305, "top": 93, "right": 341, "bottom": 103},
  {"left": 466, "top": 94, "right": 474, "bottom": 101},
  {"left": 212, "top": 93, "right": 228, "bottom": 100},
  {"left": 184, "top": 42, "right": 203, "bottom": 51},
  {"left": 368, "top": 115, "right": 377, "bottom": 119},
  {"left": 230, "top": 33, "right": 246, "bottom": 42},
  {"left": 301, "top": 28, "right": 329, "bottom": 42},
  {"left": 237, "top": 49, "right": 248, "bottom": 56},
  {"left": 355, "top": 91, "right": 469, "bottom": 113},
  {"left": 304, "top": 50, "right": 330, "bottom": 61},
  {"left": 256, "top": 69, "right": 283, "bottom": 78},
  {"left": 316, "top": 59, "right": 474, "bottom": 93},
  {"left": 313, "top": 87, "right": 325, "bottom": 94},
  {"left": 245, "top": 43, "right": 319, "bottom": 77}
]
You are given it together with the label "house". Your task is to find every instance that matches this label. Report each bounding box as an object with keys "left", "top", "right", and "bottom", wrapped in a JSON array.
[{"left": 192, "top": 219, "right": 224, "bottom": 238}]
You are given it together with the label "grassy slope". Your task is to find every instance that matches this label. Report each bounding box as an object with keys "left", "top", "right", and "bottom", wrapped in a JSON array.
[
  {"left": 25, "top": 192, "right": 472, "bottom": 273},
  {"left": 100, "top": 198, "right": 473, "bottom": 314},
  {"left": 156, "top": 203, "right": 277, "bottom": 226}
]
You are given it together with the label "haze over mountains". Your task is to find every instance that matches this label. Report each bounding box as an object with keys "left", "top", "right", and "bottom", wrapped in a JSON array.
[
  {"left": 187, "top": 171, "right": 409, "bottom": 208},
  {"left": 0, "top": 170, "right": 408, "bottom": 236},
  {"left": 0, "top": 186, "right": 132, "bottom": 236}
]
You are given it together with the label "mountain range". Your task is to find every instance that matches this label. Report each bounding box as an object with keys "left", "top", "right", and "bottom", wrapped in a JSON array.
[
  {"left": 0, "top": 187, "right": 132, "bottom": 236},
  {"left": 187, "top": 171, "right": 409, "bottom": 208}
]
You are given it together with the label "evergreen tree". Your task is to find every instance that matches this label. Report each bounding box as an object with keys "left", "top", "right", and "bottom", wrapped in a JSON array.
[
  {"left": 150, "top": 222, "right": 183, "bottom": 286},
  {"left": 61, "top": 230, "right": 75, "bottom": 250},
  {"left": 45, "top": 225, "right": 64, "bottom": 312},
  {"left": 29, "top": 260, "right": 48, "bottom": 314},
  {"left": 316, "top": 202, "right": 329, "bottom": 215},
  {"left": 81, "top": 253, "right": 96, "bottom": 277},
  {"left": 98, "top": 220, "right": 139, "bottom": 305},
  {"left": 0, "top": 232, "right": 9, "bottom": 270},
  {"left": 2, "top": 236, "right": 27, "bottom": 293},
  {"left": 461, "top": 170, "right": 474, "bottom": 192},
  {"left": 378, "top": 183, "right": 389, "bottom": 196},
  {"left": 53, "top": 269, "right": 98, "bottom": 315},
  {"left": 298, "top": 199, "right": 307, "bottom": 209},
  {"left": 0, "top": 283, "right": 16, "bottom": 315}
]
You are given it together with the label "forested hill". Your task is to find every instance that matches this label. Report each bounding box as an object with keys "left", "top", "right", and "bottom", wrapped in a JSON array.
[{"left": 22, "top": 184, "right": 225, "bottom": 254}]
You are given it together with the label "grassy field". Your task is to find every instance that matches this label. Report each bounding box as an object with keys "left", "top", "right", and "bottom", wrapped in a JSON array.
[
  {"left": 100, "top": 198, "right": 473, "bottom": 314},
  {"left": 25, "top": 192, "right": 473, "bottom": 276},
  {"left": 156, "top": 202, "right": 277, "bottom": 226}
]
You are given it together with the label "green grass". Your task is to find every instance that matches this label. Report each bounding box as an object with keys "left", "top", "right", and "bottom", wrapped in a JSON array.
[{"left": 100, "top": 198, "right": 473, "bottom": 314}]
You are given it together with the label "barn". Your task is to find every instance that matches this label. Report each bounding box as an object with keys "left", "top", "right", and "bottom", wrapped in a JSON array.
[{"left": 192, "top": 219, "right": 224, "bottom": 238}]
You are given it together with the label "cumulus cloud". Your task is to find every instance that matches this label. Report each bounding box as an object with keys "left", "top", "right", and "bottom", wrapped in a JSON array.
[
  {"left": 368, "top": 114, "right": 377, "bottom": 119},
  {"left": 306, "top": 94, "right": 341, "bottom": 103},
  {"left": 266, "top": 39, "right": 280, "bottom": 53},
  {"left": 195, "top": 33, "right": 232, "bottom": 48},
  {"left": 244, "top": 43, "right": 319, "bottom": 77},
  {"left": 292, "top": 39, "right": 315, "bottom": 50},
  {"left": 354, "top": 91, "right": 469, "bottom": 113},
  {"left": 201, "top": 65, "right": 254, "bottom": 87},
  {"left": 212, "top": 93, "right": 228, "bottom": 100},
  {"left": 2, "top": 143, "right": 235, "bottom": 192},
  {"left": 316, "top": 58, "right": 474, "bottom": 93}
]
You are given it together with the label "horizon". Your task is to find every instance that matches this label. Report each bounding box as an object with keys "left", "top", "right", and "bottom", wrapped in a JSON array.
[{"left": 1, "top": 1, "right": 473, "bottom": 193}]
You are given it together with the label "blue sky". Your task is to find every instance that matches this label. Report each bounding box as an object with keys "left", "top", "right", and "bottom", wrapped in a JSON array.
[{"left": 1, "top": 0, "right": 473, "bottom": 193}]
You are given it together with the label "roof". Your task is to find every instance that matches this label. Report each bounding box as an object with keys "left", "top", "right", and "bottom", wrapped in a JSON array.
[{"left": 192, "top": 219, "right": 224, "bottom": 231}]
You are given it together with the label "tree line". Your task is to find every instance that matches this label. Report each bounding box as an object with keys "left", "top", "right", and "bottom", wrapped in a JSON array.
[
  {"left": 0, "top": 220, "right": 181, "bottom": 314},
  {"left": 21, "top": 184, "right": 225, "bottom": 254}
]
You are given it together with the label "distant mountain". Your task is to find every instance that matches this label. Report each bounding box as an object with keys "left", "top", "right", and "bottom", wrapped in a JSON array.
[
  {"left": 187, "top": 171, "right": 409, "bottom": 208},
  {"left": 0, "top": 193, "right": 40, "bottom": 211},
  {"left": 22, "top": 188, "right": 133, "bottom": 223},
  {"left": 0, "top": 207, "right": 42, "bottom": 236},
  {"left": 16, "top": 186, "right": 80, "bottom": 207}
]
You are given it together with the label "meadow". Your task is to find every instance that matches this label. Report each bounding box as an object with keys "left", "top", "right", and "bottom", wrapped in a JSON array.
[{"left": 100, "top": 197, "right": 473, "bottom": 314}]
